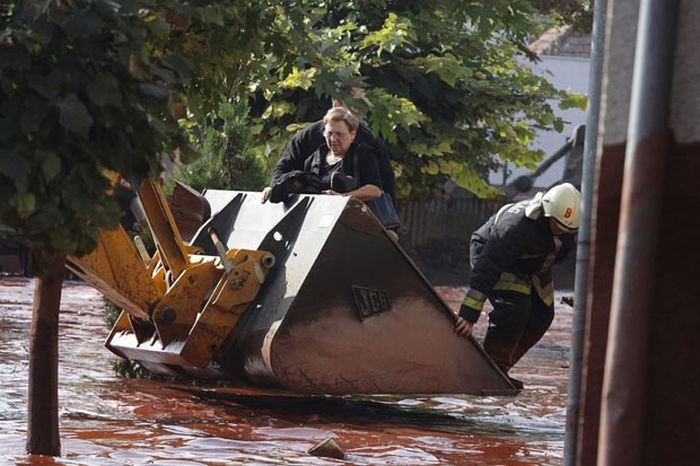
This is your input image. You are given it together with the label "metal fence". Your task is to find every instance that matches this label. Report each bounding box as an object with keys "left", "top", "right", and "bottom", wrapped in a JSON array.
[
  {"left": 396, "top": 194, "right": 576, "bottom": 288},
  {"left": 0, "top": 235, "right": 31, "bottom": 276},
  {"left": 397, "top": 196, "right": 500, "bottom": 286}
]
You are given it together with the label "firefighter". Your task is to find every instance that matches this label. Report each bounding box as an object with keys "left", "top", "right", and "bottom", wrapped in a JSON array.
[{"left": 455, "top": 183, "right": 581, "bottom": 388}]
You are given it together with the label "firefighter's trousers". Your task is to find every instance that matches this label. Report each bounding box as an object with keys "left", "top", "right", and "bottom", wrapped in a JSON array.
[{"left": 483, "top": 287, "right": 554, "bottom": 373}]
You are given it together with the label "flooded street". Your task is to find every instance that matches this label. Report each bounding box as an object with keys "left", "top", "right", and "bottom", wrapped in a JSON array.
[{"left": 0, "top": 278, "right": 571, "bottom": 465}]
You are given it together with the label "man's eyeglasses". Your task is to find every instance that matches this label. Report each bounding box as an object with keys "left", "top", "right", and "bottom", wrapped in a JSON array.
[{"left": 323, "top": 130, "right": 350, "bottom": 140}]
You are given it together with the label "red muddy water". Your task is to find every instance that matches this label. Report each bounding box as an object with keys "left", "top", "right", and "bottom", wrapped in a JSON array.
[{"left": 0, "top": 278, "right": 572, "bottom": 465}]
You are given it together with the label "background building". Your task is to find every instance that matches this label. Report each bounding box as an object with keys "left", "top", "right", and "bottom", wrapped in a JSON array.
[{"left": 490, "top": 26, "right": 591, "bottom": 190}]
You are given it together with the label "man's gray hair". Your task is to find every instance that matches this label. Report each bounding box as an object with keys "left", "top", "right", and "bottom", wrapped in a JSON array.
[{"left": 323, "top": 107, "right": 359, "bottom": 132}]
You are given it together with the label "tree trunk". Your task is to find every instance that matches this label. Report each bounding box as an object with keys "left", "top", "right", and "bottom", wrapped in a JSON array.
[{"left": 26, "top": 251, "right": 65, "bottom": 456}]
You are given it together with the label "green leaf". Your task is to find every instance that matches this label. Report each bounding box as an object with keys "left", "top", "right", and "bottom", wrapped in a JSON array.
[
  {"left": 425, "top": 161, "right": 439, "bottom": 175},
  {"left": 49, "top": 229, "right": 78, "bottom": 256},
  {"left": 57, "top": 94, "right": 93, "bottom": 138},
  {"left": 0, "top": 149, "right": 30, "bottom": 179},
  {"left": 0, "top": 118, "right": 18, "bottom": 142},
  {"left": 559, "top": 91, "right": 588, "bottom": 110},
  {"left": 62, "top": 9, "right": 104, "bottom": 38},
  {"left": 86, "top": 74, "right": 123, "bottom": 107},
  {"left": 40, "top": 151, "right": 61, "bottom": 182},
  {"left": 62, "top": 183, "right": 93, "bottom": 213},
  {"left": 177, "top": 142, "right": 201, "bottom": 164},
  {"left": 361, "top": 12, "right": 416, "bottom": 56},
  {"left": 27, "top": 207, "right": 63, "bottom": 231},
  {"left": 452, "top": 167, "right": 504, "bottom": 199},
  {"left": 19, "top": 110, "right": 45, "bottom": 133},
  {"left": 146, "top": 18, "right": 170, "bottom": 40},
  {"left": 28, "top": 73, "right": 61, "bottom": 100},
  {"left": 16, "top": 192, "right": 36, "bottom": 218},
  {"left": 279, "top": 67, "right": 317, "bottom": 90},
  {"left": 196, "top": 6, "right": 225, "bottom": 27},
  {"left": 161, "top": 55, "right": 191, "bottom": 80}
]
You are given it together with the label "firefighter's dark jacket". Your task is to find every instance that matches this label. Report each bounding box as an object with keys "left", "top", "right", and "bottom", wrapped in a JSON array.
[{"left": 459, "top": 197, "right": 576, "bottom": 323}]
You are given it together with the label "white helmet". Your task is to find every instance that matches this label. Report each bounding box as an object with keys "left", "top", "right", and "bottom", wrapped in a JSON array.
[{"left": 542, "top": 183, "right": 581, "bottom": 231}]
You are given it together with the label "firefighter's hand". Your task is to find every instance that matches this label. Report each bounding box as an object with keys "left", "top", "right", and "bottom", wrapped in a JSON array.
[
  {"left": 455, "top": 317, "right": 474, "bottom": 338},
  {"left": 561, "top": 296, "right": 574, "bottom": 307},
  {"left": 261, "top": 187, "right": 272, "bottom": 203}
]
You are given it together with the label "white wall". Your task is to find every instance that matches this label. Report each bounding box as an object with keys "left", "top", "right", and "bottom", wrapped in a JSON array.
[{"left": 489, "top": 55, "right": 590, "bottom": 189}]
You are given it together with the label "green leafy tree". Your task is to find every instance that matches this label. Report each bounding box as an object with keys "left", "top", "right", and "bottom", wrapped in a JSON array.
[
  {"left": 244, "top": 0, "right": 587, "bottom": 199},
  {"left": 166, "top": 100, "right": 267, "bottom": 193},
  {"left": 531, "top": 0, "right": 593, "bottom": 32},
  {"left": 0, "top": 0, "right": 317, "bottom": 456},
  {"left": 0, "top": 1, "right": 194, "bottom": 455}
]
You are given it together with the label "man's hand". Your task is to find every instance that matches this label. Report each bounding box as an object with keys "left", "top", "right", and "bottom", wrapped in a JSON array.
[
  {"left": 261, "top": 187, "right": 272, "bottom": 203},
  {"left": 455, "top": 316, "right": 474, "bottom": 337}
]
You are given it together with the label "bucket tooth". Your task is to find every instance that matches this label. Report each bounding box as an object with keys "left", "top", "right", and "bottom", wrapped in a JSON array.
[
  {"left": 256, "top": 197, "right": 312, "bottom": 263},
  {"left": 128, "top": 314, "right": 156, "bottom": 345}
]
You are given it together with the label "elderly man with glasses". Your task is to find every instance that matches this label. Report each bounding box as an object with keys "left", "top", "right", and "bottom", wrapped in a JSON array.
[{"left": 262, "top": 106, "right": 383, "bottom": 204}]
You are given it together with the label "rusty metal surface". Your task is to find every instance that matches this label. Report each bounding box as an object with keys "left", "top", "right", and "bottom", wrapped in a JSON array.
[
  {"left": 67, "top": 226, "right": 161, "bottom": 321},
  {"left": 170, "top": 181, "right": 211, "bottom": 243},
  {"left": 642, "top": 142, "right": 700, "bottom": 465},
  {"left": 138, "top": 179, "right": 190, "bottom": 278},
  {"left": 105, "top": 247, "right": 273, "bottom": 370},
  {"left": 576, "top": 142, "right": 626, "bottom": 466},
  {"left": 599, "top": 137, "right": 700, "bottom": 466},
  {"left": 151, "top": 257, "right": 221, "bottom": 346},
  {"left": 600, "top": 0, "right": 679, "bottom": 451}
]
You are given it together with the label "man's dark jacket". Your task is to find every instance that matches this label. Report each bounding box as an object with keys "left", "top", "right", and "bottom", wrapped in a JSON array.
[
  {"left": 271, "top": 120, "right": 396, "bottom": 208},
  {"left": 303, "top": 142, "right": 382, "bottom": 189}
]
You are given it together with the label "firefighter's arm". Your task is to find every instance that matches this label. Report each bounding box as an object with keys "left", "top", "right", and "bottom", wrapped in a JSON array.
[
  {"left": 455, "top": 228, "right": 526, "bottom": 337},
  {"left": 454, "top": 288, "right": 486, "bottom": 337},
  {"left": 460, "top": 288, "right": 487, "bottom": 322}
]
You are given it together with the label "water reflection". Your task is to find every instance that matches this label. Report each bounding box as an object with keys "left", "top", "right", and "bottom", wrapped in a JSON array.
[{"left": 0, "top": 278, "right": 568, "bottom": 465}]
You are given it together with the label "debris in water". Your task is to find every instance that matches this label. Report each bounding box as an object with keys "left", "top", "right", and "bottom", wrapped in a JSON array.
[{"left": 308, "top": 437, "right": 345, "bottom": 459}]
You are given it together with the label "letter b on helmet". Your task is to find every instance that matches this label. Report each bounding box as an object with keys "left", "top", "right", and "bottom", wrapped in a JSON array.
[{"left": 542, "top": 183, "right": 581, "bottom": 230}]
